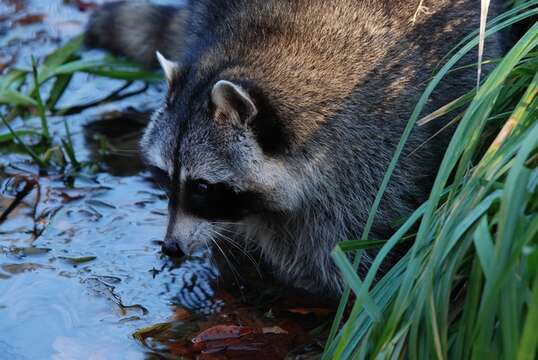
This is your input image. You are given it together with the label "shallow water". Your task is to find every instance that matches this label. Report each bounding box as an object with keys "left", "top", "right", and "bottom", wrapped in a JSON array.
[{"left": 0, "top": 1, "right": 332, "bottom": 359}]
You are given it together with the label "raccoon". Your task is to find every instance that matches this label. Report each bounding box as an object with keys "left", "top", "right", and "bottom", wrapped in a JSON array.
[{"left": 86, "top": 0, "right": 506, "bottom": 297}]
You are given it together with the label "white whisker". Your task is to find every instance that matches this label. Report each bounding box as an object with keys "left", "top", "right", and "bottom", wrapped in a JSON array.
[
  {"left": 210, "top": 237, "right": 244, "bottom": 289},
  {"left": 208, "top": 227, "right": 262, "bottom": 279}
]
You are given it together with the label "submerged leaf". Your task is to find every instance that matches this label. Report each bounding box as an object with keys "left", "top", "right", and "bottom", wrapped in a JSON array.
[
  {"left": 58, "top": 256, "right": 97, "bottom": 265},
  {"left": 133, "top": 323, "right": 173, "bottom": 344},
  {"left": 1, "top": 263, "right": 54, "bottom": 274},
  {"left": 193, "top": 325, "right": 256, "bottom": 343},
  {"left": 262, "top": 326, "right": 288, "bottom": 334}
]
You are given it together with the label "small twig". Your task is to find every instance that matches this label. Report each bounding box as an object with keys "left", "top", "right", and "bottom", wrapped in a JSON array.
[
  {"left": 0, "top": 175, "right": 39, "bottom": 224},
  {"left": 52, "top": 82, "right": 148, "bottom": 116}
]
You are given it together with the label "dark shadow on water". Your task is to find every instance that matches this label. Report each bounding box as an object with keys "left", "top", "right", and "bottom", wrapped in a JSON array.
[{"left": 83, "top": 109, "right": 150, "bottom": 177}]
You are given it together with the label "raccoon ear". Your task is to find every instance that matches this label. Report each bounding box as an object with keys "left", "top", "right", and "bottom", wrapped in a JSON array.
[
  {"left": 156, "top": 51, "right": 180, "bottom": 84},
  {"left": 211, "top": 80, "right": 258, "bottom": 125}
]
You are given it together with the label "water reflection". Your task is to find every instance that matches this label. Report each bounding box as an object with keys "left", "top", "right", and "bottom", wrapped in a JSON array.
[{"left": 166, "top": 250, "right": 224, "bottom": 315}]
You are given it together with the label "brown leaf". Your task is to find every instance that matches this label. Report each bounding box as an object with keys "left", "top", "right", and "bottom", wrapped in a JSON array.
[
  {"left": 1, "top": 263, "right": 54, "bottom": 274},
  {"left": 58, "top": 256, "right": 97, "bottom": 265},
  {"left": 15, "top": 13, "right": 44, "bottom": 25},
  {"left": 63, "top": 0, "right": 98, "bottom": 12},
  {"left": 261, "top": 326, "right": 288, "bottom": 334},
  {"left": 59, "top": 190, "right": 85, "bottom": 203},
  {"left": 287, "top": 307, "right": 334, "bottom": 316},
  {"left": 199, "top": 333, "right": 291, "bottom": 359},
  {"left": 193, "top": 325, "right": 256, "bottom": 344},
  {"left": 132, "top": 323, "right": 172, "bottom": 344}
]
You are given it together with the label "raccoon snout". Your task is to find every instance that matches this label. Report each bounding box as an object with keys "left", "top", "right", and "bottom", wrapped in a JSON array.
[{"left": 161, "top": 240, "right": 185, "bottom": 258}]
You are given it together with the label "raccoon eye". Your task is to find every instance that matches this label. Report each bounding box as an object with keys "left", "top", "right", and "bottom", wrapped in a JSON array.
[
  {"left": 192, "top": 180, "right": 209, "bottom": 193},
  {"left": 184, "top": 178, "right": 254, "bottom": 220}
]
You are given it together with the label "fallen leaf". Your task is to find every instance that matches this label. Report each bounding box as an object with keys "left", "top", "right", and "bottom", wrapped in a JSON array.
[
  {"left": 15, "top": 13, "right": 44, "bottom": 25},
  {"left": 1, "top": 263, "right": 54, "bottom": 274},
  {"left": 193, "top": 325, "right": 256, "bottom": 344},
  {"left": 9, "top": 247, "right": 51, "bottom": 256},
  {"left": 85, "top": 199, "right": 116, "bottom": 209},
  {"left": 59, "top": 191, "right": 85, "bottom": 203},
  {"left": 287, "top": 307, "right": 334, "bottom": 316},
  {"left": 262, "top": 326, "right": 288, "bottom": 334},
  {"left": 59, "top": 256, "right": 97, "bottom": 264},
  {"left": 63, "top": 0, "right": 98, "bottom": 12},
  {"left": 133, "top": 323, "right": 172, "bottom": 344}
]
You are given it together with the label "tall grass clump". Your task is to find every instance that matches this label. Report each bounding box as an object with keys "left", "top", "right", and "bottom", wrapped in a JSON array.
[
  {"left": 0, "top": 35, "right": 160, "bottom": 172},
  {"left": 324, "top": 1, "right": 538, "bottom": 359}
]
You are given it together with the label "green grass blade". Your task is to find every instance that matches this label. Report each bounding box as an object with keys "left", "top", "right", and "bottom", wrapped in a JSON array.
[
  {"left": 31, "top": 57, "right": 50, "bottom": 141},
  {"left": 517, "top": 250, "right": 538, "bottom": 360},
  {"left": 43, "top": 35, "right": 84, "bottom": 68},
  {"left": 0, "top": 89, "right": 37, "bottom": 107},
  {"left": 0, "top": 114, "right": 47, "bottom": 168},
  {"left": 472, "top": 217, "right": 495, "bottom": 276},
  {"left": 0, "top": 129, "right": 41, "bottom": 143},
  {"left": 46, "top": 73, "right": 73, "bottom": 110},
  {"left": 331, "top": 246, "right": 381, "bottom": 320},
  {"left": 61, "top": 119, "right": 80, "bottom": 169},
  {"left": 0, "top": 69, "right": 27, "bottom": 90}
]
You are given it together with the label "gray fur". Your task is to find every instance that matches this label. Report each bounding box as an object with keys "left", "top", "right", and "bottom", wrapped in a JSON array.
[{"left": 87, "top": 0, "right": 507, "bottom": 297}]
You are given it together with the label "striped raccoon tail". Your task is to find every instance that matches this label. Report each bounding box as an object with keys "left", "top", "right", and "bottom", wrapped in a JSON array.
[{"left": 85, "top": 1, "right": 187, "bottom": 68}]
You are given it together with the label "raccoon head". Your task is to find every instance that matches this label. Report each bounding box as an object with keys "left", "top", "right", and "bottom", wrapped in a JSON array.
[{"left": 140, "top": 53, "right": 303, "bottom": 257}]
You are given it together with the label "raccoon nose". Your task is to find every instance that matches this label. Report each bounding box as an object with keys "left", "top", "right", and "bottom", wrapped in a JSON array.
[{"left": 161, "top": 241, "right": 185, "bottom": 258}]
